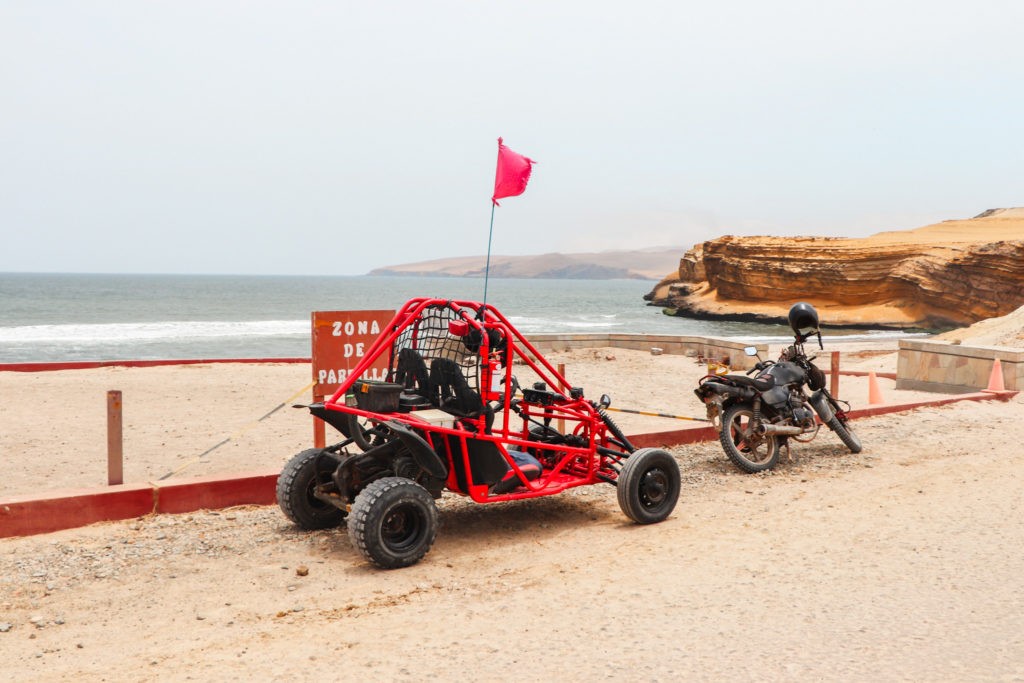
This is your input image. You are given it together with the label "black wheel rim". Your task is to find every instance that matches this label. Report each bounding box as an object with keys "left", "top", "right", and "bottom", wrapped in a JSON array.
[
  {"left": 304, "top": 477, "right": 331, "bottom": 511},
  {"left": 381, "top": 502, "right": 427, "bottom": 552},
  {"left": 639, "top": 467, "right": 669, "bottom": 508}
]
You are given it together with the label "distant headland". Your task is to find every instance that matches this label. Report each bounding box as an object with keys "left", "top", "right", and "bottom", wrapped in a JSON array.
[{"left": 368, "top": 247, "right": 684, "bottom": 281}]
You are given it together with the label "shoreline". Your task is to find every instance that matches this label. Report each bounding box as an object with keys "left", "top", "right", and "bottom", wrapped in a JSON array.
[{"left": 0, "top": 329, "right": 937, "bottom": 370}]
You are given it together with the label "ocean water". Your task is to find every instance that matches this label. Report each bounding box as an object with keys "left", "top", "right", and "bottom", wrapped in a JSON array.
[{"left": 0, "top": 273, "right": 907, "bottom": 363}]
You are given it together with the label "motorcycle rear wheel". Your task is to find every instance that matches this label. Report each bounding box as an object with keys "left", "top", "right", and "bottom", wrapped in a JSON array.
[{"left": 720, "top": 404, "right": 780, "bottom": 473}]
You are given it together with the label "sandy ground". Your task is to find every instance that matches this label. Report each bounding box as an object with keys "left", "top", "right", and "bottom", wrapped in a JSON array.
[
  {"left": 2, "top": 338, "right": 1023, "bottom": 680},
  {"left": 1, "top": 341, "right": 924, "bottom": 498}
]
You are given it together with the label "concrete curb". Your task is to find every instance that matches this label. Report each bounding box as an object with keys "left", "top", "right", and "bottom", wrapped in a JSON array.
[
  {"left": 0, "top": 484, "right": 156, "bottom": 538},
  {"left": 0, "top": 470, "right": 279, "bottom": 539},
  {"left": 627, "top": 390, "right": 1018, "bottom": 448},
  {"left": 1, "top": 391, "right": 1017, "bottom": 540},
  {"left": 845, "top": 390, "right": 1017, "bottom": 419}
]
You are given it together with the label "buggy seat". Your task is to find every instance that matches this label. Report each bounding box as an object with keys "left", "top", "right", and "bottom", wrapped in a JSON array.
[
  {"left": 394, "top": 348, "right": 433, "bottom": 409},
  {"left": 430, "top": 357, "right": 495, "bottom": 431},
  {"left": 489, "top": 449, "right": 543, "bottom": 495}
]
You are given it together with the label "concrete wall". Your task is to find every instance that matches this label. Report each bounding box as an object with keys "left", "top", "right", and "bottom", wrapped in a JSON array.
[
  {"left": 896, "top": 339, "right": 1023, "bottom": 393},
  {"left": 524, "top": 334, "right": 767, "bottom": 371}
]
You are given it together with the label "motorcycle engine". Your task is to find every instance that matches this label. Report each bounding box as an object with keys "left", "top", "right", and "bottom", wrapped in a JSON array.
[
  {"left": 792, "top": 406, "right": 816, "bottom": 427},
  {"left": 786, "top": 391, "right": 816, "bottom": 427}
]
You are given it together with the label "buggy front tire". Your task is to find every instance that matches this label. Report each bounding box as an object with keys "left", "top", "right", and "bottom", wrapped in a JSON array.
[
  {"left": 348, "top": 477, "right": 438, "bottom": 569},
  {"left": 617, "top": 447, "right": 681, "bottom": 524},
  {"left": 277, "top": 448, "right": 346, "bottom": 530}
]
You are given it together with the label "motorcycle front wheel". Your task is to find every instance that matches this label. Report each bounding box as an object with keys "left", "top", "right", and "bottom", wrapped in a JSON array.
[
  {"left": 827, "top": 415, "right": 863, "bottom": 453},
  {"left": 720, "top": 403, "right": 780, "bottom": 473}
]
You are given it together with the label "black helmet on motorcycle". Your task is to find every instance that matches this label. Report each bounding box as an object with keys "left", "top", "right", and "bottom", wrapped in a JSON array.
[{"left": 788, "top": 302, "right": 819, "bottom": 337}]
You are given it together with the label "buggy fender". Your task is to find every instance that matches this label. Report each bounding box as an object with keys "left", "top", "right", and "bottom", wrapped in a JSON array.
[
  {"left": 808, "top": 390, "right": 834, "bottom": 422},
  {"left": 306, "top": 402, "right": 354, "bottom": 437},
  {"left": 385, "top": 420, "right": 449, "bottom": 480}
]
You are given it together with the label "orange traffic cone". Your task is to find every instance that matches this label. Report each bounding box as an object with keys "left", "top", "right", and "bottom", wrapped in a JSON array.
[
  {"left": 984, "top": 358, "right": 1006, "bottom": 393},
  {"left": 868, "top": 371, "right": 885, "bottom": 405}
]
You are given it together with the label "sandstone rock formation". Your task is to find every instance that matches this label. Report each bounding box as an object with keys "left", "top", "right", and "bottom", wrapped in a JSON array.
[{"left": 646, "top": 209, "right": 1024, "bottom": 330}]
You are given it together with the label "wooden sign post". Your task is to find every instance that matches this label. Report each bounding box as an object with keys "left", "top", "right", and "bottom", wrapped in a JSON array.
[
  {"left": 830, "top": 351, "right": 840, "bottom": 399},
  {"left": 310, "top": 310, "right": 394, "bottom": 447},
  {"left": 107, "top": 390, "right": 124, "bottom": 485}
]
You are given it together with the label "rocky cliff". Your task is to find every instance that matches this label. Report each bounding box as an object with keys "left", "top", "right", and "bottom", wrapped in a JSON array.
[{"left": 645, "top": 209, "right": 1024, "bottom": 330}]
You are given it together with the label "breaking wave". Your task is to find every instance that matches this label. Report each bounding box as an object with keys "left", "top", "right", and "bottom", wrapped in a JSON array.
[{"left": 0, "top": 320, "right": 308, "bottom": 344}]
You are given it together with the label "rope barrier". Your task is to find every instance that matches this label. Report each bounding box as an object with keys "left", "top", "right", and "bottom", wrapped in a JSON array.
[
  {"left": 506, "top": 389, "right": 709, "bottom": 424},
  {"left": 158, "top": 380, "right": 316, "bottom": 480},
  {"left": 257, "top": 382, "right": 318, "bottom": 421},
  {"left": 604, "top": 406, "right": 709, "bottom": 423},
  {"left": 159, "top": 383, "right": 705, "bottom": 481}
]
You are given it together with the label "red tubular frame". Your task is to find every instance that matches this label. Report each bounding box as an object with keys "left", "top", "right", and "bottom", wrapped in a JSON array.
[{"left": 320, "top": 298, "right": 623, "bottom": 503}]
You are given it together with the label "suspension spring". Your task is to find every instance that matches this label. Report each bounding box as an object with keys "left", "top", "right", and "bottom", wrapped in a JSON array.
[{"left": 596, "top": 406, "right": 635, "bottom": 453}]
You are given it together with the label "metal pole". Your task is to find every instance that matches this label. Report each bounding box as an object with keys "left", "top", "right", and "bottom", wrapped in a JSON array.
[
  {"left": 107, "top": 390, "right": 124, "bottom": 486},
  {"left": 557, "top": 363, "right": 566, "bottom": 434},
  {"left": 313, "top": 391, "right": 326, "bottom": 449},
  {"left": 830, "top": 351, "right": 840, "bottom": 398},
  {"left": 483, "top": 202, "right": 496, "bottom": 308}
]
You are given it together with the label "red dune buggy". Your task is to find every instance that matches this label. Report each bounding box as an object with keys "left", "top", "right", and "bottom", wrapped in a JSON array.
[{"left": 277, "top": 297, "right": 681, "bottom": 568}]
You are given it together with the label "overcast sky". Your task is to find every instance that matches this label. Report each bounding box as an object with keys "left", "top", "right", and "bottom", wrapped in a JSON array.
[{"left": 2, "top": 1, "right": 1023, "bottom": 276}]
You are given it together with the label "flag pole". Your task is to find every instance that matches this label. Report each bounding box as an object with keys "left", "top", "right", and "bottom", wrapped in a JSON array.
[
  {"left": 486, "top": 136, "right": 532, "bottom": 311},
  {"left": 483, "top": 201, "right": 496, "bottom": 309}
]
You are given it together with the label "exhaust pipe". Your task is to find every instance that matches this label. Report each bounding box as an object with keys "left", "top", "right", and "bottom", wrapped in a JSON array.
[{"left": 756, "top": 423, "right": 813, "bottom": 436}]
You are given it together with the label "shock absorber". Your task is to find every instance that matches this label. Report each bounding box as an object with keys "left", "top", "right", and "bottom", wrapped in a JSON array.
[{"left": 595, "top": 405, "right": 635, "bottom": 453}]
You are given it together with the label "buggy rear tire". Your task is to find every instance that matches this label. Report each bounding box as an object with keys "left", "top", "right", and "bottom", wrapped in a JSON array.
[
  {"left": 277, "top": 448, "right": 345, "bottom": 530},
  {"left": 348, "top": 477, "right": 438, "bottom": 569},
  {"left": 617, "top": 448, "right": 680, "bottom": 524}
]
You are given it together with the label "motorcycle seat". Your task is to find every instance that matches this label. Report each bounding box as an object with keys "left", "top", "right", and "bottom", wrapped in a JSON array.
[{"left": 723, "top": 373, "right": 775, "bottom": 392}]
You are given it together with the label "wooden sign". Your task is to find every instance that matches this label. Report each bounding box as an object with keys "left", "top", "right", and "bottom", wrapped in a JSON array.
[{"left": 311, "top": 310, "right": 394, "bottom": 396}]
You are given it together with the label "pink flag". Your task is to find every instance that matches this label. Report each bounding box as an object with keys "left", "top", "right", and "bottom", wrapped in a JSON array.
[{"left": 491, "top": 137, "right": 535, "bottom": 206}]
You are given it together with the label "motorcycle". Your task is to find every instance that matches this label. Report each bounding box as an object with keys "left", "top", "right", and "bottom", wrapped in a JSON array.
[{"left": 693, "top": 303, "right": 862, "bottom": 473}]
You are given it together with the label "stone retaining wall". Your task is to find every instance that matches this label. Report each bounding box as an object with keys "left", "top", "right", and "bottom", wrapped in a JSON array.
[
  {"left": 896, "top": 339, "right": 1023, "bottom": 393},
  {"left": 524, "top": 334, "right": 767, "bottom": 371}
]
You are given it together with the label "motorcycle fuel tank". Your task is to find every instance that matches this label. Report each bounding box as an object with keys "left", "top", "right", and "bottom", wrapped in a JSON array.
[
  {"left": 759, "top": 361, "right": 806, "bottom": 407},
  {"left": 767, "top": 361, "right": 806, "bottom": 385}
]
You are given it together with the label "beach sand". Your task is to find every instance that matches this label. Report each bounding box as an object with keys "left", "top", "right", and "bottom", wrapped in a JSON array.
[
  {"left": 2, "top": 339, "right": 1023, "bottom": 680},
  {"left": 0, "top": 341, "right": 929, "bottom": 497}
]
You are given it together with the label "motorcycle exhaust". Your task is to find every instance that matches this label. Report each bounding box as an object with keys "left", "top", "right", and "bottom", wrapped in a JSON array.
[{"left": 756, "top": 423, "right": 814, "bottom": 436}]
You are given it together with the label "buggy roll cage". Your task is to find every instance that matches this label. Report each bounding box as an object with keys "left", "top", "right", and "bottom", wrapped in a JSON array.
[{"left": 320, "top": 297, "right": 631, "bottom": 502}]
